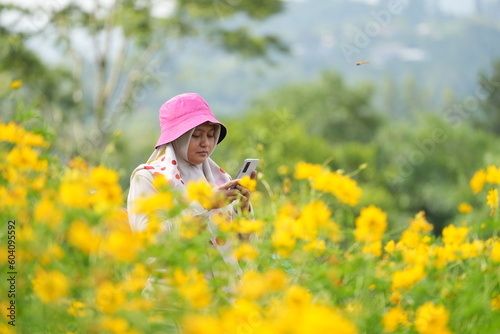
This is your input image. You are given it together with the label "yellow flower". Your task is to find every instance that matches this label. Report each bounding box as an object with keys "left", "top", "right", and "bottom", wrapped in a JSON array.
[
  {"left": 59, "top": 169, "right": 91, "bottom": 209},
  {"left": 362, "top": 240, "right": 382, "bottom": 257},
  {"left": 186, "top": 179, "right": 215, "bottom": 209},
  {"left": 32, "top": 269, "right": 69, "bottom": 303},
  {"left": 389, "top": 290, "right": 402, "bottom": 304},
  {"left": 89, "top": 165, "right": 120, "bottom": 188},
  {"left": 303, "top": 239, "right": 326, "bottom": 255},
  {"left": 234, "top": 218, "right": 265, "bottom": 235},
  {"left": 442, "top": 224, "right": 469, "bottom": 245},
  {"left": 132, "top": 191, "right": 175, "bottom": 218},
  {"left": 0, "top": 122, "right": 45, "bottom": 145},
  {"left": 432, "top": 245, "right": 456, "bottom": 269},
  {"left": 238, "top": 174, "right": 257, "bottom": 191},
  {"left": 283, "top": 285, "right": 312, "bottom": 307},
  {"left": 0, "top": 323, "right": 16, "bottom": 334},
  {"left": 312, "top": 171, "right": 362, "bottom": 206},
  {"left": 10, "top": 80, "right": 22, "bottom": 89},
  {"left": 34, "top": 196, "right": 63, "bottom": 229},
  {"left": 385, "top": 240, "right": 396, "bottom": 254},
  {"left": 491, "top": 241, "right": 500, "bottom": 262},
  {"left": 457, "top": 202, "right": 473, "bottom": 214},
  {"left": 459, "top": 240, "right": 484, "bottom": 259},
  {"left": 68, "top": 301, "right": 87, "bottom": 317},
  {"left": 470, "top": 169, "right": 487, "bottom": 194},
  {"left": 122, "top": 264, "right": 149, "bottom": 293},
  {"left": 264, "top": 269, "right": 288, "bottom": 291},
  {"left": 382, "top": 307, "right": 410, "bottom": 332},
  {"left": 293, "top": 304, "right": 358, "bottom": 334},
  {"left": 96, "top": 281, "right": 126, "bottom": 314},
  {"left": 486, "top": 165, "right": 500, "bottom": 185},
  {"left": 486, "top": 189, "right": 498, "bottom": 216},
  {"left": 491, "top": 294, "right": 500, "bottom": 311},
  {"left": 98, "top": 316, "right": 130, "bottom": 334},
  {"left": 89, "top": 165, "right": 123, "bottom": 211},
  {"left": 67, "top": 220, "right": 101, "bottom": 254},
  {"left": 233, "top": 243, "right": 259, "bottom": 261},
  {"left": 354, "top": 205, "right": 388, "bottom": 243},
  {"left": 101, "top": 228, "right": 141, "bottom": 262},
  {"left": 294, "top": 161, "right": 323, "bottom": 179},
  {"left": 173, "top": 268, "right": 212, "bottom": 308},
  {"left": 7, "top": 146, "right": 47, "bottom": 171},
  {"left": 271, "top": 226, "right": 296, "bottom": 257},
  {"left": 408, "top": 211, "right": 434, "bottom": 233},
  {"left": 182, "top": 314, "right": 220, "bottom": 334},
  {"left": 237, "top": 270, "right": 269, "bottom": 300},
  {"left": 391, "top": 265, "right": 426, "bottom": 291},
  {"left": 414, "top": 302, "right": 451, "bottom": 334},
  {"left": 20, "top": 131, "right": 47, "bottom": 147}
]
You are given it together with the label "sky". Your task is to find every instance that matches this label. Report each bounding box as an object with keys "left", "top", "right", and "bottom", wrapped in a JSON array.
[{"left": 0, "top": 0, "right": 478, "bottom": 16}]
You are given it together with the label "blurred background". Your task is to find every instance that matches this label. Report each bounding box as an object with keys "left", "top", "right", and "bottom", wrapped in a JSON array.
[{"left": 1, "top": 0, "right": 500, "bottom": 232}]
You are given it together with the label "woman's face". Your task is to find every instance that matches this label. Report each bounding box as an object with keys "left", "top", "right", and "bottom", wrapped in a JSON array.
[{"left": 187, "top": 122, "right": 217, "bottom": 165}]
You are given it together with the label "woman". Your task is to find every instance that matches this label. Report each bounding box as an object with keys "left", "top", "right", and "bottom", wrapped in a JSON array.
[{"left": 127, "top": 93, "right": 254, "bottom": 270}]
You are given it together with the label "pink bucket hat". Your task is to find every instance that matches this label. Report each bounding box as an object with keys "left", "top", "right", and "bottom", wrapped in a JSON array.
[{"left": 155, "top": 93, "right": 227, "bottom": 148}]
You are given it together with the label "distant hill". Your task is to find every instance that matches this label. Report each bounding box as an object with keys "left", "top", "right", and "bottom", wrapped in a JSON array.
[{"left": 144, "top": 0, "right": 500, "bottom": 118}]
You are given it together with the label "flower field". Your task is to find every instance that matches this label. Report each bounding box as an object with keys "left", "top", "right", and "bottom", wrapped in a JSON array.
[{"left": 1, "top": 121, "right": 500, "bottom": 334}]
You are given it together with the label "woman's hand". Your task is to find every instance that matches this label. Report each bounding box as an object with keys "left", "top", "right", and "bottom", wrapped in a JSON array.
[{"left": 212, "top": 171, "right": 255, "bottom": 211}]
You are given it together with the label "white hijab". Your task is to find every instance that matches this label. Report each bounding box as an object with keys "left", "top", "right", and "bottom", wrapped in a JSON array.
[{"left": 132, "top": 124, "right": 232, "bottom": 190}]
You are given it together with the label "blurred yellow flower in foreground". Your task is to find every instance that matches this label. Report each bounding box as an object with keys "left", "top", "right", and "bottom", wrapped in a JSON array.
[
  {"left": 470, "top": 169, "right": 487, "bottom": 194},
  {"left": 0, "top": 122, "right": 47, "bottom": 147},
  {"left": 10, "top": 80, "right": 22, "bottom": 89},
  {"left": 238, "top": 174, "right": 256, "bottom": 191},
  {"left": 486, "top": 165, "right": 500, "bottom": 184},
  {"left": 96, "top": 281, "right": 126, "bottom": 314},
  {"left": 457, "top": 202, "right": 473, "bottom": 214},
  {"left": 382, "top": 307, "right": 410, "bottom": 332},
  {"left": 491, "top": 241, "right": 500, "bottom": 262},
  {"left": 391, "top": 265, "right": 426, "bottom": 291},
  {"left": 68, "top": 301, "right": 87, "bottom": 317},
  {"left": 32, "top": 269, "right": 69, "bottom": 303},
  {"left": 68, "top": 220, "right": 101, "bottom": 254},
  {"left": 173, "top": 268, "right": 212, "bottom": 309},
  {"left": 294, "top": 161, "right": 323, "bottom": 179},
  {"left": 186, "top": 179, "right": 215, "bottom": 209},
  {"left": 354, "top": 205, "right": 387, "bottom": 243},
  {"left": 101, "top": 228, "right": 141, "bottom": 262},
  {"left": 491, "top": 294, "right": 500, "bottom": 311},
  {"left": 408, "top": 211, "right": 433, "bottom": 233},
  {"left": 98, "top": 316, "right": 131, "bottom": 334},
  {"left": 486, "top": 189, "right": 498, "bottom": 216},
  {"left": 414, "top": 302, "right": 451, "bottom": 334},
  {"left": 442, "top": 224, "right": 469, "bottom": 245},
  {"left": 233, "top": 243, "right": 258, "bottom": 261}
]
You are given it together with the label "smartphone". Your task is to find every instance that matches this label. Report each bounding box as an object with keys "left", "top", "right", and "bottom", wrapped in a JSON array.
[
  {"left": 234, "top": 158, "right": 259, "bottom": 180},
  {"left": 231, "top": 159, "right": 259, "bottom": 189}
]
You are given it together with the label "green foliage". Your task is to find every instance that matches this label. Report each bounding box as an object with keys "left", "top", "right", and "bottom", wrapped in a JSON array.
[
  {"left": 0, "top": 0, "right": 287, "bottom": 165},
  {"left": 251, "top": 71, "right": 384, "bottom": 143},
  {"left": 219, "top": 67, "right": 500, "bottom": 234},
  {"left": 214, "top": 107, "right": 333, "bottom": 183},
  {"left": 476, "top": 59, "right": 500, "bottom": 135}
]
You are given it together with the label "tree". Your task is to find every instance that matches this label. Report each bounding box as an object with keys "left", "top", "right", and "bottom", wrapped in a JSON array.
[
  {"left": 2, "top": 0, "right": 287, "bottom": 162},
  {"left": 250, "top": 71, "right": 384, "bottom": 144},
  {"left": 477, "top": 59, "right": 500, "bottom": 135}
]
